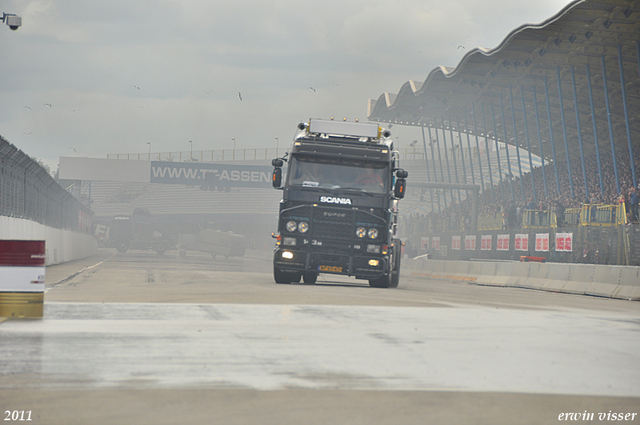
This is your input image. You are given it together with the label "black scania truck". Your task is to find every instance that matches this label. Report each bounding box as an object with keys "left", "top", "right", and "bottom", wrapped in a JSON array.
[{"left": 271, "top": 119, "right": 408, "bottom": 288}]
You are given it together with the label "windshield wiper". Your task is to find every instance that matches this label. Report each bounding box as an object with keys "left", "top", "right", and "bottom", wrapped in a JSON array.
[
  {"left": 297, "top": 186, "right": 334, "bottom": 194},
  {"left": 337, "top": 188, "right": 377, "bottom": 197}
]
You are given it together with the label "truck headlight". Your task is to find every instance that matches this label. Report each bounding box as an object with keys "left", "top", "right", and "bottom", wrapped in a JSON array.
[
  {"left": 356, "top": 227, "right": 366, "bottom": 238},
  {"left": 286, "top": 221, "right": 297, "bottom": 232},
  {"left": 282, "top": 251, "right": 294, "bottom": 260},
  {"left": 298, "top": 222, "right": 309, "bottom": 233},
  {"left": 367, "top": 244, "right": 380, "bottom": 253},
  {"left": 368, "top": 228, "right": 379, "bottom": 239}
]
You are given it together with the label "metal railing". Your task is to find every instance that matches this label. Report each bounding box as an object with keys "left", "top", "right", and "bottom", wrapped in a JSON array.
[
  {"left": 107, "top": 148, "right": 285, "bottom": 162},
  {"left": 579, "top": 203, "right": 626, "bottom": 226},
  {"left": 522, "top": 209, "right": 557, "bottom": 229},
  {"left": 1, "top": 136, "right": 92, "bottom": 232}
]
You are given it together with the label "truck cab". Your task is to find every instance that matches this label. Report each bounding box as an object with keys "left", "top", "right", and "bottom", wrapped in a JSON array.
[{"left": 271, "top": 119, "right": 407, "bottom": 288}]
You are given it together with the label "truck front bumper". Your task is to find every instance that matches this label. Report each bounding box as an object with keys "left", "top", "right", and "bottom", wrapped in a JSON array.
[{"left": 274, "top": 247, "right": 388, "bottom": 279}]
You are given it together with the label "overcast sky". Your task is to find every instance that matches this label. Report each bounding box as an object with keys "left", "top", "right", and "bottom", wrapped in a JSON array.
[{"left": 1, "top": 0, "right": 573, "bottom": 172}]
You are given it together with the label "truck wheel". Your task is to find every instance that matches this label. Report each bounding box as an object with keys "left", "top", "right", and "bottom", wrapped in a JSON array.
[
  {"left": 116, "top": 242, "right": 129, "bottom": 253},
  {"left": 389, "top": 268, "right": 400, "bottom": 288},
  {"left": 154, "top": 242, "right": 168, "bottom": 255},
  {"left": 368, "top": 275, "right": 391, "bottom": 288},
  {"left": 302, "top": 272, "right": 317, "bottom": 284},
  {"left": 389, "top": 239, "right": 402, "bottom": 288}
]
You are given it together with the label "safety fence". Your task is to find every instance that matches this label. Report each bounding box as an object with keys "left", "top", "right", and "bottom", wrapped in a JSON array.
[
  {"left": 418, "top": 203, "right": 630, "bottom": 234},
  {"left": 405, "top": 222, "right": 640, "bottom": 267},
  {"left": 0, "top": 136, "right": 92, "bottom": 232},
  {"left": 408, "top": 225, "right": 639, "bottom": 266},
  {"left": 579, "top": 204, "right": 627, "bottom": 226},
  {"left": 402, "top": 203, "right": 640, "bottom": 266}
]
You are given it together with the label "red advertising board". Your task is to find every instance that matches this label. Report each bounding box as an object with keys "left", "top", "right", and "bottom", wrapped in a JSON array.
[
  {"left": 481, "top": 235, "right": 492, "bottom": 251},
  {"left": 535, "top": 233, "right": 549, "bottom": 252},
  {"left": 515, "top": 234, "right": 529, "bottom": 251},
  {"left": 465, "top": 235, "right": 476, "bottom": 251},
  {"left": 555, "top": 233, "right": 573, "bottom": 252},
  {"left": 497, "top": 234, "right": 510, "bottom": 251},
  {"left": 452, "top": 236, "right": 461, "bottom": 251},
  {"left": 0, "top": 240, "right": 46, "bottom": 267}
]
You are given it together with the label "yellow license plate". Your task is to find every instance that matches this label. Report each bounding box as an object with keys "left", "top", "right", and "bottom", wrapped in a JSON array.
[{"left": 318, "top": 265, "right": 342, "bottom": 273}]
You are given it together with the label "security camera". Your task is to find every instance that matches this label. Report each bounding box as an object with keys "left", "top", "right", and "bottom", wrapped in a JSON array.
[
  {"left": 2, "top": 13, "right": 21, "bottom": 31},
  {"left": 6, "top": 15, "right": 21, "bottom": 30}
]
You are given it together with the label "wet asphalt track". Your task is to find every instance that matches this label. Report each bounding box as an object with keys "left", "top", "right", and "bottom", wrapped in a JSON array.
[{"left": 1, "top": 248, "right": 639, "bottom": 425}]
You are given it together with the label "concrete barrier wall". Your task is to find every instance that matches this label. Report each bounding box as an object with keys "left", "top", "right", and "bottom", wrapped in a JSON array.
[
  {"left": 0, "top": 216, "right": 97, "bottom": 266},
  {"left": 405, "top": 257, "right": 640, "bottom": 301}
]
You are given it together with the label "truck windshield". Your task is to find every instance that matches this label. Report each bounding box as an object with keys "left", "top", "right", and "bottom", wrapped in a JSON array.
[{"left": 288, "top": 156, "right": 388, "bottom": 194}]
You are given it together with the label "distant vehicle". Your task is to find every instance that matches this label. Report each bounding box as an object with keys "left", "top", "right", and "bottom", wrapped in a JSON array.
[
  {"left": 271, "top": 119, "right": 408, "bottom": 288},
  {"left": 105, "top": 209, "right": 246, "bottom": 258},
  {"left": 178, "top": 229, "right": 246, "bottom": 259},
  {"left": 109, "top": 211, "right": 174, "bottom": 255}
]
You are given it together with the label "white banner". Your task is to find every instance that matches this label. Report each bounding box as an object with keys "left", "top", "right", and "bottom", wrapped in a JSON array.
[
  {"left": 535, "top": 233, "right": 549, "bottom": 252},
  {"left": 481, "top": 235, "right": 492, "bottom": 251},
  {"left": 0, "top": 266, "right": 45, "bottom": 292}
]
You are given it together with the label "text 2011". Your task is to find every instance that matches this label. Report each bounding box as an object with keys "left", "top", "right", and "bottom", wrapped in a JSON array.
[{"left": 4, "top": 411, "right": 32, "bottom": 421}]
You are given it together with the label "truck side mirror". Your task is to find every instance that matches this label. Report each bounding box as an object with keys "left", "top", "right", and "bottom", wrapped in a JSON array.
[
  {"left": 272, "top": 167, "right": 282, "bottom": 188},
  {"left": 394, "top": 178, "right": 406, "bottom": 199},
  {"left": 395, "top": 169, "right": 408, "bottom": 179},
  {"left": 272, "top": 159, "right": 284, "bottom": 167}
]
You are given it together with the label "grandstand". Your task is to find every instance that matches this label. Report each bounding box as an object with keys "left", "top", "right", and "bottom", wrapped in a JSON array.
[
  {"left": 369, "top": 0, "right": 639, "bottom": 206},
  {"left": 368, "top": 0, "right": 640, "bottom": 266}
]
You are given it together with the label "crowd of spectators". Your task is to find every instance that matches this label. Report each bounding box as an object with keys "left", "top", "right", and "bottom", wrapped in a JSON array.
[{"left": 402, "top": 147, "right": 639, "bottom": 235}]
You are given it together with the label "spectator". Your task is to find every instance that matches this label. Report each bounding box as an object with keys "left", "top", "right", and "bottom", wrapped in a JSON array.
[
  {"left": 555, "top": 200, "right": 565, "bottom": 227},
  {"left": 629, "top": 187, "right": 639, "bottom": 222}
]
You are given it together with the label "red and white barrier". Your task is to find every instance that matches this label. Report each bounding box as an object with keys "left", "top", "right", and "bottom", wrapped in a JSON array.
[{"left": 0, "top": 240, "right": 45, "bottom": 318}]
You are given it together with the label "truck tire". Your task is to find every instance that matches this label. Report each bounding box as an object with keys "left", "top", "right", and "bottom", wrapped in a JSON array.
[
  {"left": 302, "top": 272, "right": 317, "bottom": 284},
  {"left": 389, "top": 239, "right": 402, "bottom": 288},
  {"left": 369, "top": 240, "right": 401, "bottom": 288},
  {"left": 116, "top": 241, "right": 129, "bottom": 253},
  {"left": 154, "top": 241, "right": 168, "bottom": 255},
  {"left": 274, "top": 265, "right": 301, "bottom": 284},
  {"left": 368, "top": 274, "right": 391, "bottom": 288}
]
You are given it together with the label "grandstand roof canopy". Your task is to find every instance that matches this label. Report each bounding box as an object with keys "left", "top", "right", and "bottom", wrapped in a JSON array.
[{"left": 367, "top": 0, "right": 639, "bottom": 167}]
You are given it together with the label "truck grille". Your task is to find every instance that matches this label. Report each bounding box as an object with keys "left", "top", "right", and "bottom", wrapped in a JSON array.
[
  {"left": 313, "top": 219, "right": 352, "bottom": 241},
  {"left": 280, "top": 205, "right": 386, "bottom": 246}
]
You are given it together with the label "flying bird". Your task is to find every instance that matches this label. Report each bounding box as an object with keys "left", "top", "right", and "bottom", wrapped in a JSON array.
[
  {"left": 238, "top": 92, "right": 243, "bottom": 101},
  {"left": 68, "top": 147, "right": 76, "bottom": 152},
  {"left": 202, "top": 89, "right": 213, "bottom": 95},
  {"left": 24, "top": 106, "right": 31, "bottom": 110},
  {"left": 23, "top": 132, "right": 32, "bottom": 136},
  {"left": 44, "top": 103, "right": 52, "bottom": 107},
  {"left": 457, "top": 45, "right": 465, "bottom": 49},
  {"left": 309, "top": 87, "right": 316, "bottom": 92},
  {"left": 133, "top": 85, "right": 140, "bottom": 90}
]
